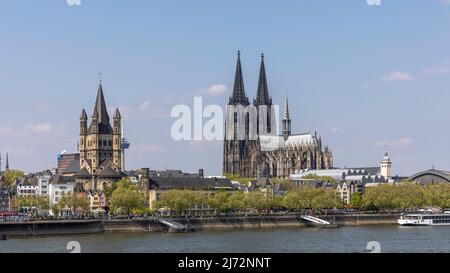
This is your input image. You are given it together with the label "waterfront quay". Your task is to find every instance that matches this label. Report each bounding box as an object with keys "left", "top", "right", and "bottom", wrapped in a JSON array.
[{"left": 0, "top": 214, "right": 399, "bottom": 238}]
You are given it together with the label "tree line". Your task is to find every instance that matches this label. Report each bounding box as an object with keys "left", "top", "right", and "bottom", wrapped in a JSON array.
[
  {"left": 354, "top": 183, "right": 450, "bottom": 211},
  {"left": 156, "top": 187, "right": 342, "bottom": 215}
]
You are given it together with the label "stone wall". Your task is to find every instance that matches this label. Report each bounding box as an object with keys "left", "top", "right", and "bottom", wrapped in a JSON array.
[{"left": 0, "top": 214, "right": 400, "bottom": 237}]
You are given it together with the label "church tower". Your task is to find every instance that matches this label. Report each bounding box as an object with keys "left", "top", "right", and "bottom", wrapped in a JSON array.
[
  {"left": 282, "top": 92, "right": 291, "bottom": 140},
  {"left": 380, "top": 150, "right": 392, "bottom": 178},
  {"left": 80, "top": 82, "right": 122, "bottom": 177},
  {"left": 224, "top": 51, "right": 257, "bottom": 177}
]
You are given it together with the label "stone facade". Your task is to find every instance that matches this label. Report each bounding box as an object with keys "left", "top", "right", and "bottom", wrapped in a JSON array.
[{"left": 223, "top": 52, "right": 333, "bottom": 178}]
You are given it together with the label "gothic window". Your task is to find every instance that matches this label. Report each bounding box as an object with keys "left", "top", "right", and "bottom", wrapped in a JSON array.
[
  {"left": 103, "top": 140, "right": 107, "bottom": 146},
  {"left": 108, "top": 140, "right": 112, "bottom": 146}
]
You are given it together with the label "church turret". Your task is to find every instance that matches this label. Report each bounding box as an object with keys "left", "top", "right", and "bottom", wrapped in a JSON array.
[
  {"left": 80, "top": 109, "right": 88, "bottom": 161},
  {"left": 91, "top": 108, "right": 99, "bottom": 134},
  {"left": 282, "top": 92, "right": 291, "bottom": 140},
  {"left": 381, "top": 150, "right": 392, "bottom": 179},
  {"left": 80, "top": 109, "right": 87, "bottom": 134},
  {"left": 113, "top": 108, "right": 122, "bottom": 171}
]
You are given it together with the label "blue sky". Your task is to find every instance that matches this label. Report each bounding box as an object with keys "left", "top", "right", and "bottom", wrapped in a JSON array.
[{"left": 1, "top": 0, "right": 450, "bottom": 176}]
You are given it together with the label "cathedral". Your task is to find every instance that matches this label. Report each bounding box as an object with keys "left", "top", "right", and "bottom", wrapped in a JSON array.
[
  {"left": 223, "top": 52, "right": 333, "bottom": 179},
  {"left": 77, "top": 82, "right": 124, "bottom": 191}
]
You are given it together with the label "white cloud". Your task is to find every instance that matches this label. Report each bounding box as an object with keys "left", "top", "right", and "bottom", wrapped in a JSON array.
[
  {"left": 26, "top": 123, "right": 52, "bottom": 133},
  {"left": 382, "top": 71, "right": 413, "bottom": 82},
  {"left": 0, "top": 126, "right": 20, "bottom": 136},
  {"left": 330, "top": 126, "right": 340, "bottom": 133},
  {"left": 373, "top": 137, "right": 413, "bottom": 147},
  {"left": 204, "top": 84, "right": 227, "bottom": 96},
  {"left": 139, "top": 100, "right": 151, "bottom": 111}
]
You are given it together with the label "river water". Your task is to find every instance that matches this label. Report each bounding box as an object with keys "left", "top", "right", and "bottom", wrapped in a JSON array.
[{"left": 1, "top": 225, "right": 450, "bottom": 253}]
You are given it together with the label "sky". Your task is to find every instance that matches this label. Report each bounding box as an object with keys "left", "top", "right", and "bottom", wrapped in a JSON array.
[{"left": 1, "top": 0, "right": 450, "bottom": 176}]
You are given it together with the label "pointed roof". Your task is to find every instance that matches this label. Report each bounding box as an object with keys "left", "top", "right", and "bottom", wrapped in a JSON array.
[
  {"left": 229, "top": 51, "right": 249, "bottom": 106},
  {"left": 5, "top": 152, "right": 9, "bottom": 170},
  {"left": 88, "top": 83, "right": 113, "bottom": 134},
  {"left": 255, "top": 53, "right": 272, "bottom": 106},
  {"left": 283, "top": 92, "right": 290, "bottom": 120},
  {"left": 94, "top": 83, "right": 110, "bottom": 124},
  {"left": 80, "top": 109, "right": 87, "bottom": 119},
  {"left": 114, "top": 108, "right": 121, "bottom": 119}
]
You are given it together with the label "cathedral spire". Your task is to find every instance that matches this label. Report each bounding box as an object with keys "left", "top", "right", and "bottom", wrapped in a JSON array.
[
  {"left": 283, "top": 91, "right": 290, "bottom": 120},
  {"left": 255, "top": 53, "right": 272, "bottom": 106},
  {"left": 229, "top": 50, "right": 249, "bottom": 106},
  {"left": 282, "top": 92, "right": 291, "bottom": 140},
  {"left": 5, "top": 152, "right": 9, "bottom": 171}
]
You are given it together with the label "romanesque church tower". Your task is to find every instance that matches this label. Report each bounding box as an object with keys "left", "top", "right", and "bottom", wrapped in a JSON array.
[{"left": 79, "top": 82, "right": 123, "bottom": 190}]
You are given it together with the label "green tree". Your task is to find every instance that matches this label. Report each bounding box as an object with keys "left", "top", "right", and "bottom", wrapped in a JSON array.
[
  {"left": 16, "top": 196, "right": 50, "bottom": 212},
  {"left": 3, "top": 169, "right": 25, "bottom": 186},
  {"left": 207, "top": 190, "right": 232, "bottom": 213},
  {"left": 350, "top": 192, "right": 363, "bottom": 208},
  {"left": 109, "top": 179, "right": 147, "bottom": 214}
]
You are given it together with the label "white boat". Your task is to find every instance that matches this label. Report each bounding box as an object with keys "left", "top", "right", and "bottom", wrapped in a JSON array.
[{"left": 398, "top": 213, "right": 450, "bottom": 226}]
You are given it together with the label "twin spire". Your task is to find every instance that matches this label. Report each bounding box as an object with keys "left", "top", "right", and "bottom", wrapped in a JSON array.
[
  {"left": 255, "top": 53, "right": 272, "bottom": 106},
  {"left": 229, "top": 51, "right": 249, "bottom": 106},
  {"left": 229, "top": 51, "right": 273, "bottom": 107}
]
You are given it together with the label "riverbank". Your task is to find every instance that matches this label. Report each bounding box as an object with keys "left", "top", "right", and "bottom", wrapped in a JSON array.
[{"left": 0, "top": 214, "right": 400, "bottom": 237}]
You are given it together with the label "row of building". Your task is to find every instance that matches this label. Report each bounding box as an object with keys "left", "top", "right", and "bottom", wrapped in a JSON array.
[
  {"left": 3, "top": 52, "right": 450, "bottom": 214},
  {"left": 2, "top": 150, "right": 450, "bottom": 214}
]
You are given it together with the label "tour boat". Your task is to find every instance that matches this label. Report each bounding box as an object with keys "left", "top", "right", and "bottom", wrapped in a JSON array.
[{"left": 398, "top": 213, "right": 450, "bottom": 226}]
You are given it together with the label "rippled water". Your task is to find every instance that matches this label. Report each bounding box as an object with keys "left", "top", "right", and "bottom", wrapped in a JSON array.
[{"left": 1, "top": 225, "right": 450, "bottom": 253}]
